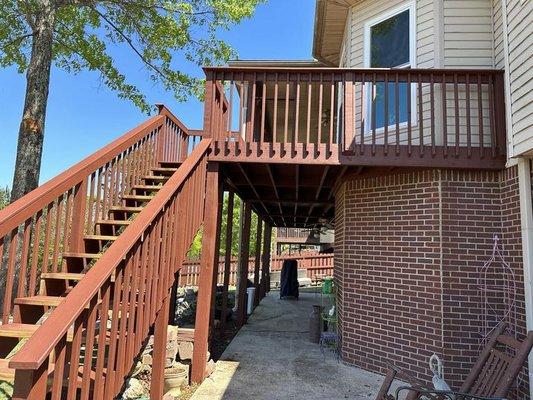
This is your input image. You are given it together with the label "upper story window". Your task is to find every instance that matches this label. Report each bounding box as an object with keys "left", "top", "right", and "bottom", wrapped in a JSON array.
[{"left": 364, "top": 3, "right": 416, "bottom": 133}]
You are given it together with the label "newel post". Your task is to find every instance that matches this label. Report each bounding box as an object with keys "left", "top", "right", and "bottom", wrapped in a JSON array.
[
  {"left": 203, "top": 71, "right": 216, "bottom": 139},
  {"left": 156, "top": 104, "right": 168, "bottom": 162},
  {"left": 191, "top": 162, "right": 222, "bottom": 383},
  {"left": 11, "top": 358, "right": 49, "bottom": 400}
]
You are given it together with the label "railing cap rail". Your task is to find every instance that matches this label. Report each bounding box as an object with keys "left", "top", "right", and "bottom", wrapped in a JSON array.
[
  {"left": 0, "top": 115, "right": 165, "bottom": 238},
  {"left": 9, "top": 138, "right": 212, "bottom": 371},
  {"left": 203, "top": 66, "right": 504, "bottom": 75}
]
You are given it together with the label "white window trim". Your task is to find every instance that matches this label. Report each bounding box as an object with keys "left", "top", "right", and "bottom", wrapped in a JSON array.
[{"left": 362, "top": 2, "right": 417, "bottom": 136}]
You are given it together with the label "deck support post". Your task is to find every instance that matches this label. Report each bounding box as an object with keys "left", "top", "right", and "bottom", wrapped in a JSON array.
[
  {"left": 236, "top": 201, "right": 252, "bottom": 328},
  {"left": 11, "top": 357, "right": 49, "bottom": 400},
  {"left": 220, "top": 190, "right": 235, "bottom": 337},
  {"left": 253, "top": 218, "right": 263, "bottom": 307},
  {"left": 209, "top": 186, "right": 224, "bottom": 332},
  {"left": 150, "top": 294, "right": 171, "bottom": 399},
  {"left": 262, "top": 223, "right": 272, "bottom": 296},
  {"left": 191, "top": 162, "right": 222, "bottom": 383}
]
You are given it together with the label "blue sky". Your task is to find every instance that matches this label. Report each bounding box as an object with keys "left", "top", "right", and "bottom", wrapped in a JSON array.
[{"left": 0, "top": 0, "right": 315, "bottom": 188}]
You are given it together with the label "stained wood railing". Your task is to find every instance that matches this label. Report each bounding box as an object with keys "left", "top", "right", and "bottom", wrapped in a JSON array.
[
  {"left": 0, "top": 106, "right": 205, "bottom": 397},
  {"left": 9, "top": 139, "right": 210, "bottom": 398},
  {"left": 205, "top": 67, "right": 507, "bottom": 169}
]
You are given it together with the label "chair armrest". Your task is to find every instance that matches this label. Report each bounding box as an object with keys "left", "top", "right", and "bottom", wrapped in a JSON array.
[{"left": 395, "top": 386, "right": 507, "bottom": 400}]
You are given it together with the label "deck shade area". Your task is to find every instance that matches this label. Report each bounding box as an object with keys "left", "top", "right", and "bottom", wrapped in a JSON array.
[{"left": 204, "top": 67, "right": 507, "bottom": 169}]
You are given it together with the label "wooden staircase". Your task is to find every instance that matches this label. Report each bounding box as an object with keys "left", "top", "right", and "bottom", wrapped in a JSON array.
[{"left": 0, "top": 161, "right": 181, "bottom": 384}]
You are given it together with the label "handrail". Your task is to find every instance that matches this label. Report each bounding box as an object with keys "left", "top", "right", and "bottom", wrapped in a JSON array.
[
  {"left": 10, "top": 138, "right": 212, "bottom": 371},
  {"left": 0, "top": 115, "right": 164, "bottom": 237}
]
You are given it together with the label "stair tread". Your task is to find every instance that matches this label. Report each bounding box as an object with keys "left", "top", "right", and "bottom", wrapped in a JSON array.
[
  {"left": 14, "top": 295, "right": 66, "bottom": 307},
  {"left": 151, "top": 167, "right": 178, "bottom": 172},
  {"left": 63, "top": 252, "right": 101, "bottom": 259},
  {"left": 143, "top": 175, "right": 168, "bottom": 180},
  {"left": 132, "top": 185, "right": 162, "bottom": 190},
  {"left": 109, "top": 206, "right": 143, "bottom": 212},
  {"left": 122, "top": 194, "right": 155, "bottom": 200},
  {"left": 84, "top": 235, "right": 119, "bottom": 241},
  {"left": 0, "top": 323, "right": 39, "bottom": 338},
  {"left": 41, "top": 272, "right": 85, "bottom": 281},
  {"left": 95, "top": 220, "right": 131, "bottom": 226}
]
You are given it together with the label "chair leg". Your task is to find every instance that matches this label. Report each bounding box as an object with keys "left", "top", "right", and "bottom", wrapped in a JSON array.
[{"left": 375, "top": 368, "right": 398, "bottom": 400}]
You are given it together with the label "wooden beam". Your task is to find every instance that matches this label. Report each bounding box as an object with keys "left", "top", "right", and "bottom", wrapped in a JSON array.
[
  {"left": 253, "top": 218, "right": 263, "bottom": 307},
  {"left": 236, "top": 201, "right": 252, "bottom": 328},
  {"left": 237, "top": 163, "right": 276, "bottom": 226},
  {"left": 266, "top": 164, "right": 287, "bottom": 226},
  {"left": 209, "top": 184, "right": 225, "bottom": 332},
  {"left": 192, "top": 162, "right": 222, "bottom": 383},
  {"left": 150, "top": 294, "right": 171, "bottom": 398},
  {"left": 220, "top": 190, "right": 235, "bottom": 337}
]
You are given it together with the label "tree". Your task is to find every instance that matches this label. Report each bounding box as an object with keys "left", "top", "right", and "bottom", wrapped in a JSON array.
[
  {"left": 0, "top": 0, "right": 264, "bottom": 202},
  {"left": 0, "top": 186, "right": 10, "bottom": 210}
]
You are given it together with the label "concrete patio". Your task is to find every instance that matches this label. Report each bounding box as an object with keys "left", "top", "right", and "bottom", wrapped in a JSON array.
[{"left": 191, "top": 290, "right": 386, "bottom": 400}]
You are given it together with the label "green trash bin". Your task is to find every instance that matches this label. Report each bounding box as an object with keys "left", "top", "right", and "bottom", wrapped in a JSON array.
[{"left": 322, "top": 276, "right": 333, "bottom": 294}]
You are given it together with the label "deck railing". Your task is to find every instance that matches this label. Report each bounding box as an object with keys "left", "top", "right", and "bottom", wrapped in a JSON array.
[
  {"left": 204, "top": 67, "right": 507, "bottom": 168},
  {"left": 0, "top": 106, "right": 205, "bottom": 397},
  {"left": 0, "top": 106, "right": 199, "bottom": 325}
]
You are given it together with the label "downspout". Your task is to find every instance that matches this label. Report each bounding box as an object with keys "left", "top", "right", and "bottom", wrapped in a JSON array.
[{"left": 518, "top": 158, "right": 533, "bottom": 397}]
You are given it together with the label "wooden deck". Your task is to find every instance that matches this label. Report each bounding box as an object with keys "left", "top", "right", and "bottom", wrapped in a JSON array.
[{"left": 204, "top": 66, "right": 507, "bottom": 170}]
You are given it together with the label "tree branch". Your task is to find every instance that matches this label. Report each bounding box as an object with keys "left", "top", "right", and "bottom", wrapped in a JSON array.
[{"left": 1, "top": 33, "right": 34, "bottom": 51}]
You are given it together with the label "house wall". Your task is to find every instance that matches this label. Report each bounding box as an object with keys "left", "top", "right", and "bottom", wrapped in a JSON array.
[
  {"left": 334, "top": 166, "right": 529, "bottom": 395},
  {"left": 500, "top": 0, "right": 533, "bottom": 157}
]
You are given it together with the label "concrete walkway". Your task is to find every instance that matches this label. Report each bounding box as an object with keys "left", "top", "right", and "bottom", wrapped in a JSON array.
[{"left": 191, "top": 290, "right": 386, "bottom": 400}]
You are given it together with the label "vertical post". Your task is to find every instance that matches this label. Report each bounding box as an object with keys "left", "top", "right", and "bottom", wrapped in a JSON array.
[
  {"left": 209, "top": 186, "right": 224, "bottom": 332},
  {"left": 191, "top": 162, "right": 222, "bottom": 383},
  {"left": 220, "top": 190, "right": 235, "bottom": 337},
  {"left": 203, "top": 71, "right": 215, "bottom": 139},
  {"left": 70, "top": 179, "right": 88, "bottom": 252},
  {"left": 518, "top": 158, "right": 533, "bottom": 397},
  {"left": 11, "top": 358, "right": 49, "bottom": 400},
  {"left": 156, "top": 104, "right": 167, "bottom": 162},
  {"left": 253, "top": 218, "right": 263, "bottom": 307},
  {"left": 150, "top": 294, "right": 171, "bottom": 399},
  {"left": 262, "top": 223, "right": 273, "bottom": 296},
  {"left": 236, "top": 202, "right": 252, "bottom": 328}
]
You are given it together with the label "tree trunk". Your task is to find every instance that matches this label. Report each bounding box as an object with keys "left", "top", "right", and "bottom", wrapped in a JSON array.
[{"left": 10, "top": 2, "right": 55, "bottom": 202}]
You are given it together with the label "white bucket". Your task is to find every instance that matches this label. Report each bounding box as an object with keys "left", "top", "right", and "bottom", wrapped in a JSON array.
[{"left": 246, "top": 287, "right": 256, "bottom": 315}]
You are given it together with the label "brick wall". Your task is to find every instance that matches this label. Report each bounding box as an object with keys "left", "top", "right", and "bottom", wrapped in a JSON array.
[{"left": 334, "top": 166, "right": 528, "bottom": 396}]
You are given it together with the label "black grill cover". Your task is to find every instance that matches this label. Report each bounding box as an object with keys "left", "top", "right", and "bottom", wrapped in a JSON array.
[{"left": 280, "top": 259, "right": 299, "bottom": 299}]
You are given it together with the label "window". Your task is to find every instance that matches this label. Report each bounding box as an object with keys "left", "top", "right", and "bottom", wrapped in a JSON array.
[{"left": 364, "top": 4, "right": 416, "bottom": 133}]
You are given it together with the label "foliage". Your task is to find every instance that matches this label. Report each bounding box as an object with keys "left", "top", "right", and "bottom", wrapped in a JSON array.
[
  {"left": 0, "top": 187, "right": 10, "bottom": 210},
  {"left": 187, "top": 193, "right": 267, "bottom": 259},
  {"left": 0, "top": 0, "right": 265, "bottom": 113}
]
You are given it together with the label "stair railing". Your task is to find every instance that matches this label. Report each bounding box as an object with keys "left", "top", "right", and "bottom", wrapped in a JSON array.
[
  {"left": 9, "top": 137, "right": 211, "bottom": 398},
  {"left": 0, "top": 107, "right": 198, "bottom": 325}
]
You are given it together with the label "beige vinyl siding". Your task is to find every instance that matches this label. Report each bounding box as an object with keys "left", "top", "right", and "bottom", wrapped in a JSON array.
[
  {"left": 493, "top": 0, "right": 505, "bottom": 68},
  {"left": 505, "top": 0, "right": 533, "bottom": 156},
  {"left": 443, "top": 0, "right": 495, "bottom": 68},
  {"left": 338, "top": 0, "right": 496, "bottom": 150}
]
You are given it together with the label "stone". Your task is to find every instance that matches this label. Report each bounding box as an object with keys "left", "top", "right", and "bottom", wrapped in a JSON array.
[
  {"left": 206, "top": 359, "right": 216, "bottom": 377},
  {"left": 142, "top": 353, "right": 153, "bottom": 366},
  {"left": 167, "top": 325, "right": 179, "bottom": 342},
  {"left": 178, "top": 341, "right": 194, "bottom": 361},
  {"left": 166, "top": 340, "right": 179, "bottom": 361},
  {"left": 122, "top": 378, "right": 147, "bottom": 399}
]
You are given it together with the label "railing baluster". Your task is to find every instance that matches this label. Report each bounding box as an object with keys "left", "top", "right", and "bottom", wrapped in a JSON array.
[
  {"left": 261, "top": 72, "right": 267, "bottom": 145},
  {"left": 477, "top": 74, "right": 485, "bottom": 158},
  {"left": 418, "top": 73, "right": 424, "bottom": 156},
  {"left": 466, "top": 73, "right": 472, "bottom": 158},
  {"left": 360, "top": 73, "right": 366, "bottom": 155},
  {"left": 430, "top": 74, "right": 436, "bottom": 156},
  {"left": 284, "top": 73, "right": 290, "bottom": 144},
  {"left": 16, "top": 219, "right": 31, "bottom": 298},
  {"left": 454, "top": 73, "right": 460, "bottom": 157},
  {"left": 307, "top": 73, "right": 312, "bottom": 146},
  {"left": 371, "top": 72, "right": 377, "bottom": 155},
  {"left": 488, "top": 73, "right": 497, "bottom": 158},
  {"left": 273, "top": 73, "right": 279, "bottom": 143},
  {"left": 407, "top": 72, "right": 412, "bottom": 156},
  {"left": 442, "top": 73, "right": 448, "bottom": 157},
  {"left": 28, "top": 210, "right": 43, "bottom": 296},
  {"left": 384, "top": 72, "right": 389, "bottom": 155}
]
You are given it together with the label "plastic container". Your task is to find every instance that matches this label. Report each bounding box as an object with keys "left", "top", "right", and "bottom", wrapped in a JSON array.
[{"left": 246, "top": 287, "right": 256, "bottom": 315}]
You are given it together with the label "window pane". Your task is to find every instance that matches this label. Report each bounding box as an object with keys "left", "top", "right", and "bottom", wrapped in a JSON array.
[
  {"left": 372, "top": 82, "right": 409, "bottom": 130},
  {"left": 370, "top": 10, "right": 410, "bottom": 68}
]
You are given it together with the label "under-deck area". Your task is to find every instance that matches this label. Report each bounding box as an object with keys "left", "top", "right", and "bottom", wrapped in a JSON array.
[{"left": 192, "top": 290, "right": 386, "bottom": 400}]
